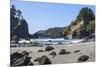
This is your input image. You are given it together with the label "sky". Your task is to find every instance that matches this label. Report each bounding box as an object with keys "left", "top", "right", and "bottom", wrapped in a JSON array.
[{"left": 11, "top": 0, "right": 95, "bottom": 34}]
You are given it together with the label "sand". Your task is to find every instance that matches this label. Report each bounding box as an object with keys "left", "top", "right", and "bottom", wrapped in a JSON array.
[{"left": 10, "top": 42, "right": 95, "bottom": 65}]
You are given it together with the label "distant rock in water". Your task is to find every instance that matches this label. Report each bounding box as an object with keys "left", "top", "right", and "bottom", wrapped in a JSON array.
[
  {"left": 34, "top": 55, "right": 52, "bottom": 65},
  {"left": 45, "top": 46, "right": 54, "bottom": 51},
  {"left": 78, "top": 55, "right": 89, "bottom": 62}
]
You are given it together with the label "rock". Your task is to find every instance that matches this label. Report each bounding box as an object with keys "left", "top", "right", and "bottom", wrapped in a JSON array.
[
  {"left": 38, "top": 50, "right": 44, "bottom": 52},
  {"left": 11, "top": 15, "right": 29, "bottom": 40},
  {"left": 34, "top": 57, "right": 41, "bottom": 62},
  {"left": 49, "top": 51, "right": 57, "bottom": 58},
  {"left": 21, "top": 51, "right": 29, "bottom": 56},
  {"left": 57, "top": 42, "right": 63, "bottom": 45},
  {"left": 10, "top": 51, "right": 34, "bottom": 66},
  {"left": 28, "top": 62, "right": 34, "bottom": 65},
  {"left": 45, "top": 46, "right": 54, "bottom": 51},
  {"left": 24, "top": 57, "right": 34, "bottom": 66},
  {"left": 78, "top": 55, "right": 89, "bottom": 62},
  {"left": 73, "top": 50, "right": 80, "bottom": 53},
  {"left": 59, "top": 49, "right": 71, "bottom": 55},
  {"left": 10, "top": 52, "right": 23, "bottom": 65},
  {"left": 34, "top": 55, "right": 52, "bottom": 65}
]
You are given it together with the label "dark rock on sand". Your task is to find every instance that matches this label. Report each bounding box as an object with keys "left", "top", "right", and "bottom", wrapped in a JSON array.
[
  {"left": 10, "top": 52, "right": 23, "bottom": 65},
  {"left": 11, "top": 51, "right": 34, "bottom": 66},
  {"left": 34, "top": 55, "right": 52, "bottom": 65},
  {"left": 38, "top": 50, "right": 44, "bottom": 52},
  {"left": 74, "top": 50, "right": 80, "bottom": 53},
  {"left": 45, "top": 46, "right": 54, "bottom": 51},
  {"left": 78, "top": 55, "right": 89, "bottom": 62},
  {"left": 49, "top": 51, "right": 57, "bottom": 58},
  {"left": 59, "top": 49, "right": 71, "bottom": 55},
  {"left": 24, "top": 57, "right": 33, "bottom": 66}
]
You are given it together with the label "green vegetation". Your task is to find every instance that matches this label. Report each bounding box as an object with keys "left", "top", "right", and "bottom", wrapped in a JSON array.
[{"left": 64, "top": 7, "right": 95, "bottom": 39}]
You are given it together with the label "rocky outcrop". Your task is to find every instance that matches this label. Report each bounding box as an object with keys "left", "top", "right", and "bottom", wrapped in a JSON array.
[
  {"left": 14, "top": 19, "right": 29, "bottom": 38},
  {"left": 63, "top": 7, "right": 95, "bottom": 39},
  {"left": 10, "top": 5, "right": 29, "bottom": 40},
  {"left": 11, "top": 17, "right": 29, "bottom": 40},
  {"left": 10, "top": 51, "right": 34, "bottom": 66}
]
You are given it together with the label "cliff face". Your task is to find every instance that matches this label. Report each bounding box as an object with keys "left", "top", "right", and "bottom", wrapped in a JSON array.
[
  {"left": 14, "top": 19, "right": 29, "bottom": 38},
  {"left": 63, "top": 7, "right": 95, "bottom": 39},
  {"left": 10, "top": 5, "right": 29, "bottom": 40},
  {"left": 66, "top": 20, "right": 84, "bottom": 39},
  {"left": 10, "top": 16, "right": 29, "bottom": 40}
]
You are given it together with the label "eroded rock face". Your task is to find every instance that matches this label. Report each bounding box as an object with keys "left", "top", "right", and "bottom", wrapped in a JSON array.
[
  {"left": 78, "top": 55, "right": 89, "bottom": 62},
  {"left": 11, "top": 15, "right": 29, "bottom": 40},
  {"left": 34, "top": 55, "right": 52, "bottom": 65},
  {"left": 45, "top": 46, "right": 54, "bottom": 51},
  {"left": 59, "top": 49, "right": 71, "bottom": 55}
]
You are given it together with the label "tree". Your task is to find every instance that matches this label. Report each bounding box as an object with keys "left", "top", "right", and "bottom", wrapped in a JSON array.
[
  {"left": 77, "top": 7, "right": 95, "bottom": 23},
  {"left": 86, "top": 21, "right": 95, "bottom": 35},
  {"left": 10, "top": 5, "right": 16, "bottom": 17},
  {"left": 76, "top": 7, "right": 95, "bottom": 38},
  {"left": 16, "top": 9, "right": 22, "bottom": 19}
]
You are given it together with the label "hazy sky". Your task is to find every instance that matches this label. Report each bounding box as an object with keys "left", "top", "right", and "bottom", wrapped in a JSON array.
[{"left": 11, "top": 0, "right": 95, "bottom": 34}]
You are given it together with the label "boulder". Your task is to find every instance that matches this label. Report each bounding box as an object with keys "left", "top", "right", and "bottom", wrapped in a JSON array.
[
  {"left": 10, "top": 51, "right": 34, "bottom": 66},
  {"left": 34, "top": 55, "right": 52, "bottom": 65},
  {"left": 45, "top": 46, "right": 54, "bottom": 51},
  {"left": 10, "top": 52, "right": 23, "bottom": 65},
  {"left": 78, "top": 55, "right": 89, "bottom": 62},
  {"left": 59, "top": 49, "right": 71, "bottom": 55},
  {"left": 49, "top": 51, "right": 57, "bottom": 58}
]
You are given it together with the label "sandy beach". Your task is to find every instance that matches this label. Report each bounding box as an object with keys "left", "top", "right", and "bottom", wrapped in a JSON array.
[{"left": 10, "top": 42, "right": 95, "bottom": 65}]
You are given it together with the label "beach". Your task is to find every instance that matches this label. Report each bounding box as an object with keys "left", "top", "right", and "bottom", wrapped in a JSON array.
[{"left": 10, "top": 42, "right": 95, "bottom": 65}]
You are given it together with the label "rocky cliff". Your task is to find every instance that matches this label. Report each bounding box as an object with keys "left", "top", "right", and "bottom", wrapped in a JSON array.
[
  {"left": 10, "top": 5, "right": 29, "bottom": 40},
  {"left": 63, "top": 7, "right": 95, "bottom": 39}
]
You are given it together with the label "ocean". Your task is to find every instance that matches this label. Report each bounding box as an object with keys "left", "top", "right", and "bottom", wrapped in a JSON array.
[{"left": 30, "top": 38, "right": 84, "bottom": 45}]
